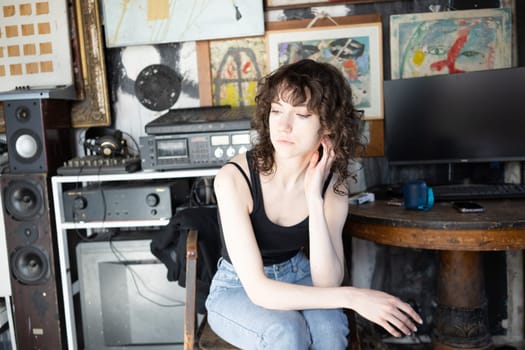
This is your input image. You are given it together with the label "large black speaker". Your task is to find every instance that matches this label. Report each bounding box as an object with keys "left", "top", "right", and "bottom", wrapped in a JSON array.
[
  {"left": 1, "top": 173, "right": 65, "bottom": 349},
  {"left": 3, "top": 99, "right": 71, "bottom": 174}
]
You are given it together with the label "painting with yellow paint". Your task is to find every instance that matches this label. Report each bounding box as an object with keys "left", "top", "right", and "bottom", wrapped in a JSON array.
[
  {"left": 390, "top": 8, "right": 511, "bottom": 79},
  {"left": 101, "top": 0, "right": 265, "bottom": 48},
  {"left": 210, "top": 37, "right": 267, "bottom": 107}
]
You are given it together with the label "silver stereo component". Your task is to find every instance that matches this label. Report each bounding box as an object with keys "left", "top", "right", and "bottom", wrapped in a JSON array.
[
  {"left": 139, "top": 130, "right": 252, "bottom": 171},
  {"left": 62, "top": 181, "right": 190, "bottom": 222}
]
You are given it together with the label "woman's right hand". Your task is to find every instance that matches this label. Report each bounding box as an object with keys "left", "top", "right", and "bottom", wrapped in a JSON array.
[{"left": 349, "top": 288, "right": 423, "bottom": 338}]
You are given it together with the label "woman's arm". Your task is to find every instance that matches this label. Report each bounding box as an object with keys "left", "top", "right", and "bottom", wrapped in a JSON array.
[
  {"left": 307, "top": 175, "right": 347, "bottom": 287},
  {"left": 214, "top": 158, "right": 423, "bottom": 338},
  {"left": 304, "top": 140, "right": 348, "bottom": 287}
]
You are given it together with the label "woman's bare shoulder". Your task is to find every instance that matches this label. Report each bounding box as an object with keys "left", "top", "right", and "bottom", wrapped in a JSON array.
[
  {"left": 215, "top": 153, "right": 250, "bottom": 189},
  {"left": 215, "top": 153, "right": 253, "bottom": 211}
]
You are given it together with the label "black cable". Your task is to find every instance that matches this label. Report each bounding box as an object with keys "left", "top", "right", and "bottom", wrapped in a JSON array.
[{"left": 108, "top": 232, "right": 183, "bottom": 308}]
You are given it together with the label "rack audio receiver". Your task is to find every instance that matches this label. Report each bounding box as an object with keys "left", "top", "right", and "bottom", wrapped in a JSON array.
[
  {"left": 140, "top": 105, "right": 254, "bottom": 170},
  {"left": 62, "top": 181, "right": 190, "bottom": 222}
]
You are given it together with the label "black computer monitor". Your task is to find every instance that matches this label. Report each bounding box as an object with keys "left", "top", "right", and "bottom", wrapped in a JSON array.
[{"left": 384, "top": 67, "right": 525, "bottom": 165}]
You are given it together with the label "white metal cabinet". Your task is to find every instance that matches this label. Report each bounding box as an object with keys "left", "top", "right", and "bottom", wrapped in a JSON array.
[{"left": 51, "top": 169, "right": 218, "bottom": 350}]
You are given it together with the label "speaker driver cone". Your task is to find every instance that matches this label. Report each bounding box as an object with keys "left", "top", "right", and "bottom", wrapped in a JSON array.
[
  {"left": 15, "top": 106, "right": 30, "bottom": 121},
  {"left": 11, "top": 129, "right": 42, "bottom": 162},
  {"left": 15, "top": 223, "right": 39, "bottom": 244},
  {"left": 4, "top": 180, "right": 44, "bottom": 220},
  {"left": 10, "top": 246, "right": 50, "bottom": 284}
]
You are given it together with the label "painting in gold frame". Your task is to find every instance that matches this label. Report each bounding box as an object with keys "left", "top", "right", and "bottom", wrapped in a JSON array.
[{"left": 70, "top": 0, "right": 111, "bottom": 128}]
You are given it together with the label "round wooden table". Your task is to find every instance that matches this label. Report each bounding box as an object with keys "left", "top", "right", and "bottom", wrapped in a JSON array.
[{"left": 345, "top": 199, "right": 525, "bottom": 350}]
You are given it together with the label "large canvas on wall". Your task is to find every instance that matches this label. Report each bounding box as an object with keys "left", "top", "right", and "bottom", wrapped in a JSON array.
[
  {"left": 0, "top": 0, "right": 74, "bottom": 92},
  {"left": 101, "top": 0, "right": 265, "bottom": 48},
  {"left": 267, "top": 22, "right": 384, "bottom": 120},
  {"left": 109, "top": 43, "right": 200, "bottom": 144},
  {"left": 390, "top": 8, "right": 512, "bottom": 79}
]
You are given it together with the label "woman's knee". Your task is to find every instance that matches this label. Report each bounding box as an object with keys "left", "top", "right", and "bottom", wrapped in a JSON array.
[
  {"left": 260, "top": 314, "right": 310, "bottom": 349},
  {"left": 303, "top": 308, "right": 349, "bottom": 350}
]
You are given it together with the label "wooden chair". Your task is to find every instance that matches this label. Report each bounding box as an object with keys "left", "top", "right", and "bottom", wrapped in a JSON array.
[
  {"left": 184, "top": 228, "right": 238, "bottom": 350},
  {"left": 183, "top": 227, "right": 361, "bottom": 350}
]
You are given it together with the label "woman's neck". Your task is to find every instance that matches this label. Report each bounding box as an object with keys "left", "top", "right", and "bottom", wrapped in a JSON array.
[{"left": 268, "top": 154, "right": 310, "bottom": 188}]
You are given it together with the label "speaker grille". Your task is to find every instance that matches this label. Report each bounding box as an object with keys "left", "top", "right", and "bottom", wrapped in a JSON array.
[
  {"left": 10, "top": 245, "right": 50, "bottom": 285},
  {"left": 3, "top": 179, "right": 44, "bottom": 220}
]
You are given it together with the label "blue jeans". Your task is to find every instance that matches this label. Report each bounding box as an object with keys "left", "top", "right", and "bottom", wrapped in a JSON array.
[{"left": 205, "top": 251, "right": 349, "bottom": 349}]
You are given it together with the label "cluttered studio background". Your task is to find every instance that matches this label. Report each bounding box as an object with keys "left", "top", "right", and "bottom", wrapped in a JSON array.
[{"left": 1, "top": 0, "right": 525, "bottom": 349}]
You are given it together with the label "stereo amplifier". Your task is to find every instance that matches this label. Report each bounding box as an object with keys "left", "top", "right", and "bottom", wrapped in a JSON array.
[
  {"left": 62, "top": 181, "right": 190, "bottom": 222},
  {"left": 139, "top": 130, "right": 253, "bottom": 171}
]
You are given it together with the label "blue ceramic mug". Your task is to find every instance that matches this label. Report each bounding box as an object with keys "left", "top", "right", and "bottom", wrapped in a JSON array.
[{"left": 403, "top": 180, "right": 434, "bottom": 211}]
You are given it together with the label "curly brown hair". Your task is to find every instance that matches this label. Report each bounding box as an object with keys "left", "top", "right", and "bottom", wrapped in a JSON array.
[{"left": 251, "top": 59, "right": 365, "bottom": 195}]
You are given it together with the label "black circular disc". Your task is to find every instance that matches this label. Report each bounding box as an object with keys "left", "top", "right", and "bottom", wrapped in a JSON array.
[{"left": 134, "top": 64, "right": 182, "bottom": 111}]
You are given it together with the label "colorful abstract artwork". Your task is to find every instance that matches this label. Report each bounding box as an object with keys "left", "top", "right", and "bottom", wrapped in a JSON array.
[
  {"left": 0, "top": 0, "right": 73, "bottom": 92},
  {"left": 266, "top": 22, "right": 384, "bottom": 120},
  {"left": 101, "top": 0, "right": 265, "bottom": 48},
  {"left": 210, "top": 37, "right": 267, "bottom": 107},
  {"left": 390, "top": 8, "right": 512, "bottom": 79}
]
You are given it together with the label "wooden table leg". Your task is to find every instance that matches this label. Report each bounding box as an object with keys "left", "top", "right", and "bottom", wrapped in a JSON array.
[{"left": 433, "top": 250, "right": 493, "bottom": 350}]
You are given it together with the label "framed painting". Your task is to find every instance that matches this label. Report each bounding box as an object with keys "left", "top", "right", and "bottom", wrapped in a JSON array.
[
  {"left": 101, "top": 0, "right": 264, "bottom": 48},
  {"left": 208, "top": 36, "right": 268, "bottom": 107},
  {"left": 390, "top": 8, "right": 512, "bottom": 79},
  {"left": 0, "top": 0, "right": 74, "bottom": 93},
  {"left": 70, "top": 0, "right": 111, "bottom": 128},
  {"left": 266, "top": 22, "right": 384, "bottom": 120}
]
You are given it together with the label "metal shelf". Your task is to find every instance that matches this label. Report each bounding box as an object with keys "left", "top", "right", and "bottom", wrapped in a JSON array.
[{"left": 51, "top": 168, "right": 218, "bottom": 350}]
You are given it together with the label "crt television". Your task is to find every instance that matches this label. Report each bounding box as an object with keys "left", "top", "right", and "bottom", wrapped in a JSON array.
[
  {"left": 77, "top": 239, "right": 186, "bottom": 350},
  {"left": 384, "top": 67, "right": 525, "bottom": 165}
]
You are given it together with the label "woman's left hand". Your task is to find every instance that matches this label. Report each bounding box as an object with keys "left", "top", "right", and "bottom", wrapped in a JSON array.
[{"left": 304, "top": 137, "right": 335, "bottom": 200}]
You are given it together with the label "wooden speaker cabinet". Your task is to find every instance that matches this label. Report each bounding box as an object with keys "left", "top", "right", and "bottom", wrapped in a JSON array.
[
  {"left": 3, "top": 99, "right": 71, "bottom": 174},
  {"left": 1, "top": 173, "right": 65, "bottom": 349}
]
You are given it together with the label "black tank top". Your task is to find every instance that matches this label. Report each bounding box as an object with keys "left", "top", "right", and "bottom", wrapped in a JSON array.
[{"left": 219, "top": 150, "right": 331, "bottom": 265}]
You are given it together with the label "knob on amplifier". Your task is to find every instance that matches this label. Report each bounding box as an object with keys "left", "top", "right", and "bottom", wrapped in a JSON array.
[{"left": 62, "top": 181, "right": 190, "bottom": 222}]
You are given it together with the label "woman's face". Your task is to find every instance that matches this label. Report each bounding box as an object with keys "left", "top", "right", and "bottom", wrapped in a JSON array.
[{"left": 268, "top": 92, "right": 322, "bottom": 159}]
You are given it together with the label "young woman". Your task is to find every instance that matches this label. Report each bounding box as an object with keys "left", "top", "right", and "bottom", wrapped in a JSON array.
[{"left": 205, "top": 59, "right": 422, "bottom": 349}]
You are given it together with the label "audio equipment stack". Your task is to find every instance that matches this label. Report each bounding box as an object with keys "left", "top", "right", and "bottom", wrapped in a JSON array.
[{"left": 139, "top": 105, "right": 254, "bottom": 171}]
